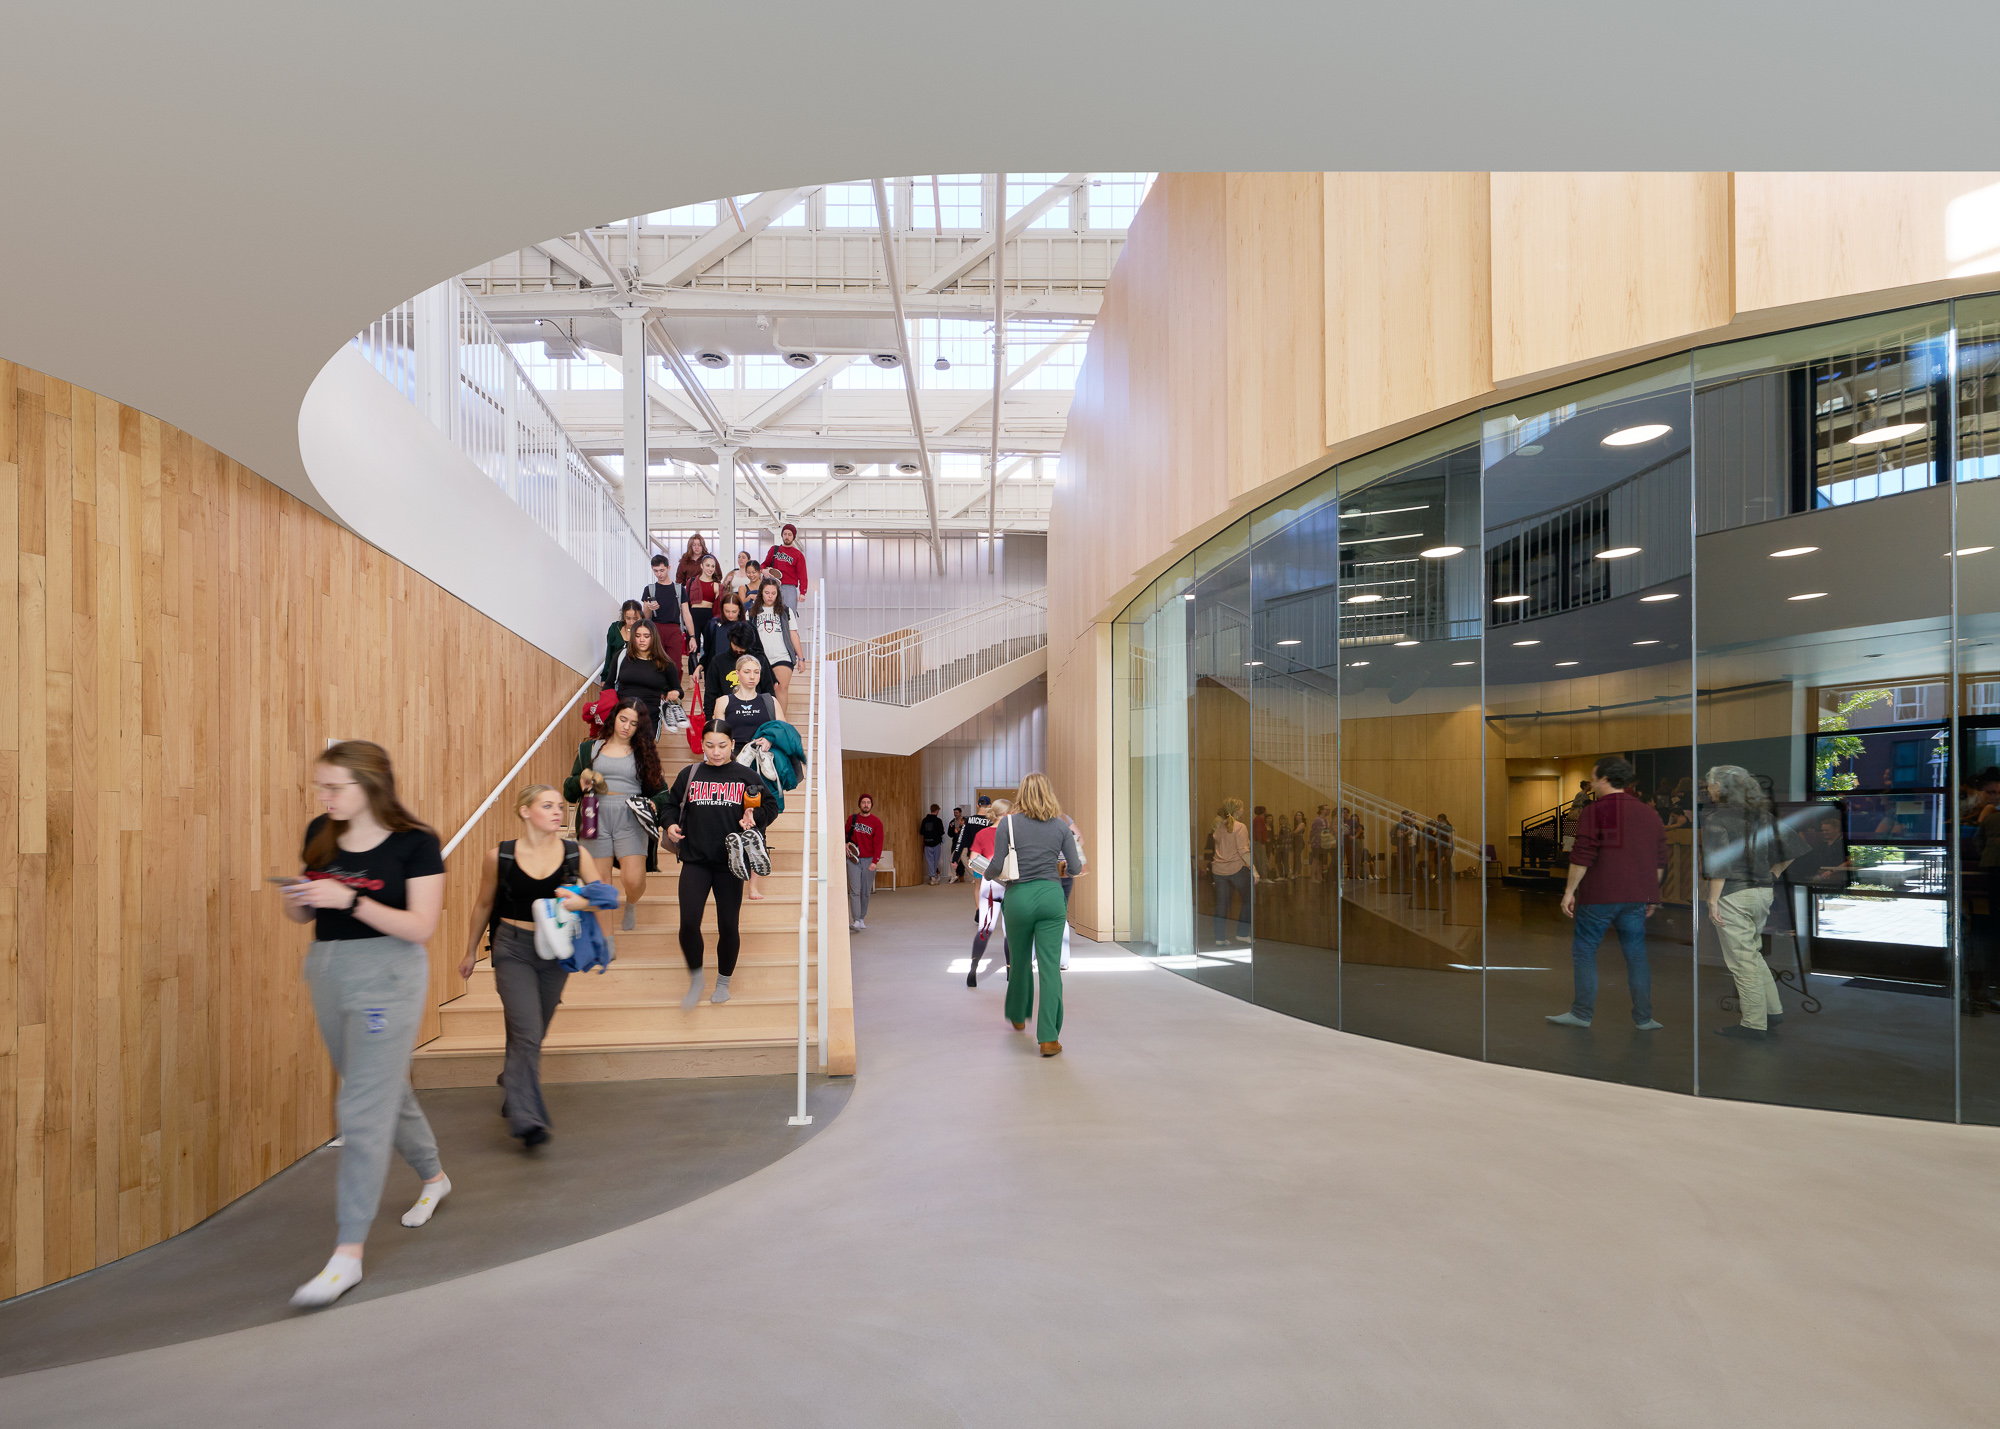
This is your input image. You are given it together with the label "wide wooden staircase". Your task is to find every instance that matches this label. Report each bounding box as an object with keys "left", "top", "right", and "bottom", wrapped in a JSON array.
[{"left": 413, "top": 674, "right": 853, "bottom": 1087}]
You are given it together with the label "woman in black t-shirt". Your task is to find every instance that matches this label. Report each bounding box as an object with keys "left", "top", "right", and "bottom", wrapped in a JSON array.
[
  {"left": 612, "top": 620, "right": 683, "bottom": 734},
  {"left": 280, "top": 740, "right": 451, "bottom": 1309}
]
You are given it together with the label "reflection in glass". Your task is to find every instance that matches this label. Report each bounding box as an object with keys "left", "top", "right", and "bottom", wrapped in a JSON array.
[{"left": 1190, "top": 526, "right": 1253, "bottom": 999}]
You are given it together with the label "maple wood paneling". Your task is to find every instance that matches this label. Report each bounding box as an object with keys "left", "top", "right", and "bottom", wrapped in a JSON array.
[
  {"left": 841, "top": 753, "right": 923, "bottom": 888},
  {"left": 0, "top": 358, "right": 580, "bottom": 1297}
]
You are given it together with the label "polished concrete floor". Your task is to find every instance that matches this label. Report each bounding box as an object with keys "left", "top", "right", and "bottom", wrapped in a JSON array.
[{"left": 9, "top": 883, "right": 2000, "bottom": 1426}]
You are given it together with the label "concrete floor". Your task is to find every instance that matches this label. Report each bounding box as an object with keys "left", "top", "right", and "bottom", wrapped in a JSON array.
[{"left": 8, "top": 883, "right": 2000, "bottom": 1426}]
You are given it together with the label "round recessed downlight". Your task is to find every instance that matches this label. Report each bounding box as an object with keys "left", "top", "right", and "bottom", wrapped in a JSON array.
[
  {"left": 1420, "top": 545, "right": 1465, "bottom": 559},
  {"left": 1633, "top": 640, "right": 1660, "bottom": 646},
  {"left": 1494, "top": 594, "right": 1529, "bottom": 604},
  {"left": 1394, "top": 640, "right": 1420, "bottom": 647},
  {"left": 1346, "top": 593, "right": 1383, "bottom": 604},
  {"left": 1602, "top": 424, "right": 1672, "bottom": 447},
  {"left": 1276, "top": 639, "right": 1302, "bottom": 646},
  {"left": 1555, "top": 661, "right": 1578, "bottom": 667},
  {"left": 1512, "top": 640, "right": 1541, "bottom": 647},
  {"left": 1640, "top": 593, "right": 1679, "bottom": 603},
  {"left": 1594, "top": 546, "right": 1642, "bottom": 560},
  {"left": 1788, "top": 592, "right": 1828, "bottom": 601},
  {"left": 1770, "top": 546, "right": 1818, "bottom": 558},
  {"left": 1848, "top": 422, "right": 1925, "bottom": 447}
]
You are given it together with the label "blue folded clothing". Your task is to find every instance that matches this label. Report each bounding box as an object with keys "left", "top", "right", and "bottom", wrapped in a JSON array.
[{"left": 554, "top": 881, "right": 620, "bottom": 973}]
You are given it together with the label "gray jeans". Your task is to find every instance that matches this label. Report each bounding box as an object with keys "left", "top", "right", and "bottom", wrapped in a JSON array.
[
  {"left": 305, "top": 936, "right": 442, "bottom": 1244},
  {"left": 492, "top": 922, "right": 569, "bottom": 1137},
  {"left": 847, "top": 856, "right": 874, "bottom": 923}
]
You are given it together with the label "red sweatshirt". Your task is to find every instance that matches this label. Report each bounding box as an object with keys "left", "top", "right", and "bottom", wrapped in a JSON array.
[
  {"left": 1568, "top": 790, "right": 1669, "bottom": 904},
  {"left": 846, "top": 812, "right": 884, "bottom": 861},
  {"left": 763, "top": 543, "right": 809, "bottom": 594}
]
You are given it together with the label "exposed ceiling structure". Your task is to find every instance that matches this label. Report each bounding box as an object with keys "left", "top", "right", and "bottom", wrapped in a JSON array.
[{"left": 458, "top": 175, "right": 1153, "bottom": 543}]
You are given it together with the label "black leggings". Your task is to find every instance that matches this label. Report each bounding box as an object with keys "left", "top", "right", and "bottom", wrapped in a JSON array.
[
  {"left": 679, "top": 860, "right": 744, "bottom": 976},
  {"left": 689, "top": 608, "right": 714, "bottom": 664}
]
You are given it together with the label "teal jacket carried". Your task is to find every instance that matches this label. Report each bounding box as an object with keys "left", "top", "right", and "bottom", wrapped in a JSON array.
[{"left": 742, "top": 718, "right": 806, "bottom": 812}]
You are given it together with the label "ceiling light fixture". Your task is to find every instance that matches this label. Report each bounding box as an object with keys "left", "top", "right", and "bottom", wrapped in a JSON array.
[
  {"left": 1770, "top": 546, "right": 1818, "bottom": 558},
  {"left": 1848, "top": 422, "right": 1925, "bottom": 447},
  {"left": 1512, "top": 640, "right": 1541, "bottom": 647},
  {"left": 1633, "top": 640, "right": 1660, "bottom": 646},
  {"left": 1452, "top": 660, "right": 1475, "bottom": 666},
  {"left": 1348, "top": 661, "right": 1370, "bottom": 668},
  {"left": 1276, "top": 639, "right": 1302, "bottom": 646},
  {"left": 1346, "top": 593, "right": 1384, "bottom": 604},
  {"left": 1420, "top": 545, "right": 1465, "bottom": 558},
  {"left": 1555, "top": 661, "right": 1578, "bottom": 667},
  {"left": 1394, "top": 640, "right": 1420, "bottom": 647},
  {"left": 1516, "top": 444, "right": 1544, "bottom": 456},
  {"left": 1340, "top": 504, "right": 1429, "bottom": 518},
  {"left": 1602, "top": 424, "right": 1672, "bottom": 447},
  {"left": 1955, "top": 546, "right": 1994, "bottom": 556},
  {"left": 1788, "top": 592, "right": 1828, "bottom": 601},
  {"left": 1640, "top": 593, "right": 1679, "bottom": 603},
  {"left": 1494, "top": 594, "right": 1529, "bottom": 605},
  {"left": 1342, "top": 532, "right": 1421, "bottom": 546},
  {"left": 1184, "top": 593, "right": 1195, "bottom": 601},
  {"left": 1594, "top": 546, "right": 1642, "bottom": 560},
  {"left": 1245, "top": 661, "right": 1263, "bottom": 667}
]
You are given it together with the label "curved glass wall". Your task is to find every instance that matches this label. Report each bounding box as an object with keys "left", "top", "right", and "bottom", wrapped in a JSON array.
[{"left": 1115, "top": 292, "right": 2000, "bottom": 1123}]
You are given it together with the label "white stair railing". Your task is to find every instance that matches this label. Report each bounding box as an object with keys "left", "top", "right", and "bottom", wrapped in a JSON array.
[
  {"left": 827, "top": 587, "right": 1047, "bottom": 707},
  {"left": 789, "top": 585, "right": 827, "bottom": 1124}
]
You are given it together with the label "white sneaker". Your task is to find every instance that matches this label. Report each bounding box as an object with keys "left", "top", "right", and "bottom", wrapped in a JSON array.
[
  {"left": 291, "top": 1253, "right": 363, "bottom": 1308},
  {"left": 849, "top": 920, "right": 861, "bottom": 932}
]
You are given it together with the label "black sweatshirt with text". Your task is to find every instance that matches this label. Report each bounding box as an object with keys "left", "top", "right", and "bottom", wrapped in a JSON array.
[{"left": 661, "top": 761, "right": 779, "bottom": 868}]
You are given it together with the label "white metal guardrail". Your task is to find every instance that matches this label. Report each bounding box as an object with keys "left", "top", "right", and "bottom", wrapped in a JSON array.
[
  {"left": 789, "top": 586, "right": 827, "bottom": 1124},
  {"left": 353, "top": 278, "right": 651, "bottom": 598},
  {"left": 826, "top": 587, "right": 1047, "bottom": 707}
]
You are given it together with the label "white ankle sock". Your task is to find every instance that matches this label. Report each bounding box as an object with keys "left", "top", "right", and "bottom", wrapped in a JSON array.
[
  {"left": 401, "top": 1174, "right": 450, "bottom": 1228},
  {"left": 291, "top": 1253, "right": 363, "bottom": 1307}
]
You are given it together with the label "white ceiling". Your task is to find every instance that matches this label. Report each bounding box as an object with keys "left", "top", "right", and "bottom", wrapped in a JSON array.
[{"left": 3, "top": 0, "right": 1991, "bottom": 525}]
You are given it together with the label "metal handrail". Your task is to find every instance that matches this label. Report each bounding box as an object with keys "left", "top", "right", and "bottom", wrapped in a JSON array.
[
  {"left": 442, "top": 654, "right": 601, "bottom": 860},
  {"left": 826, "top": 587, "right": 1048, "bottom": 707},
  {"left": 789, "top": 586, "right": 826, "bottom": 1124}
]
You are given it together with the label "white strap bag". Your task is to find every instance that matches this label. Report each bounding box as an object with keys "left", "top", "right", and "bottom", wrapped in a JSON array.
[{"left": 994, "top": 814, "right": 1022, "bottom": 885}]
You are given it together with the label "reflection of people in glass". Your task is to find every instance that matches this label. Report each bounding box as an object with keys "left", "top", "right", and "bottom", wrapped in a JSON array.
[
  {"left": 1205, "top": 799, "right": 1255, "bottom": 946},
  {"left": 1546, "top": 756, "right": 1668, "bottom": 1031},
  {"left": 1701, "top": 766, "right": 1808, "bottom": 1039},
  {"left": 1782, "top": 810, "right": 1849, "bottom": 890},
  {"left": 1971, "top": 769, "right": 2000, "bottom": 1012}
]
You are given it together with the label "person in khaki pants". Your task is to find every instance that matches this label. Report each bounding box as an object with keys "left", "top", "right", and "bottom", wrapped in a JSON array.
[{"left": 1700, "top": 765, "right": 1808, "bottom": 1041}]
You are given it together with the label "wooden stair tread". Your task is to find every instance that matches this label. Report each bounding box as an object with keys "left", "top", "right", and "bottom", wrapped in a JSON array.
[
  {"left": 417, "top": 1028, "right": 816, "bottom": 1055},
  {"left": 448, "top": 991, "right": 815, "bottom": 1012}
]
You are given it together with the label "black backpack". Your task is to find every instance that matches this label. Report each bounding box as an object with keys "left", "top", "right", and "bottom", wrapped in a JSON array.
[{"left": 488, "top": 838, "right": 581, "bottom": 952}]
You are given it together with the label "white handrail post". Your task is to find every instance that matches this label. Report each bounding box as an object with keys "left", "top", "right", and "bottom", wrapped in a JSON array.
[
  {"left": 789, "top": 582, "right": 823, "bottom": 1124},
  {"left": 815, "top": 586, "right": 830, "bottom": 1064}
]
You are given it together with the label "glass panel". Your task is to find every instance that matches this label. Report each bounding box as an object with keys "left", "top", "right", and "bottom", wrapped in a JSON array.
[
  {"left": 1957, "top": 293, "right": 2000, "bottom": 1122},
  {"left": 1693, "top": 305, "right": 1954, "bottom": 1121},
  {"left": 1191, "top": 542, "right": 1254, "bottom": 999},
  {"left": 1483, "top": 357, "right": 1696, "bottom": 1093},
  {"left": 1124, "top": 563, "right": 1196, "bottom": 968},
  {"left": 1332, "top": 417, "right": 1484, "bottom": 1054}
]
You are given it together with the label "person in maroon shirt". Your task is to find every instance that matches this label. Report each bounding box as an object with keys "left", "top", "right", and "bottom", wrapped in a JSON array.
[
  {"left": 1547, "top": 755, "right": 1669, "bottom": 1030},
  {"left": 845, "top": 793, "right": 884, "bottom": 930},
  {"left": 763, "top": 523, "right": 809, "bottom": 615}
]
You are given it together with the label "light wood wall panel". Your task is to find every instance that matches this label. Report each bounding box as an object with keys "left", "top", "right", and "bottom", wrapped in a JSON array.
[
  {"left": 1489, "top": 172, "right": 1733, "bottom": 381},
  {"left": 1225, "top": 173, "right": 1326, "bottom": 500},
  {"left": 1735, "top": 172, "right": 2000, "bottom": 313},
  {"left": 0, "top": 358, "right": 580, "bottom": 1297},
  {"left": 841, "top": 753, "right": 923, "bottom": 888},
  {"left": 1325, "top": 172, "right": 1493, "bottom": 447}
]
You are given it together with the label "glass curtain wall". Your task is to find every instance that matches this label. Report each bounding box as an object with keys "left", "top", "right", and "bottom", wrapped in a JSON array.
[{"left": 1112, "top": 290, "right": 2000, "bottom": 1124}]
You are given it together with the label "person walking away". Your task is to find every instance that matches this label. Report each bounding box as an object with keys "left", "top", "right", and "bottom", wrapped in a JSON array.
[
  {"left": 965, "top": 800, "right": 1012, "bottom": 986},
  {"left": 956, "top": 796, "right": 994, "bottom": 886},
  {"left": 750, "top": 576, "right": 801, "bottom": 709},
  {"left": 662, "top": 726, "right": 779, "bottom": 1008},
  {"left": 846, "top": 793, "right": 885, "bottom": 930},
  {"left": 947, "top": 807, "right": 969, "bottom": 881},
  {"left": 1057, "top": 812, "right": 1088, "bottom": 971},
  {"left": 990, "top": 774, "right": 1085, "bottom": 1057},
  {"left": 1701, "top": 765, "right": 1807, "bottom": 1039},
  {"left": 1208, "top": 798, "right": 1254, "bottom": 946},
  {"left": 921, "top": 804, "right": 947, "bottom": 883},
  {"left": 613, "top": 621, "right": 684, "bottom": 735},
  {"left": 459, "top": 785, "right": 613, "bottom": 1146},
  {"left": 641, "top": 555, "right": 687, "bottom": 675},
  {"left": 685, "top": 554, "right": 723, "bottom": 668},
  {"left": 602, "top": 599, "right": 644, "bottom": 687},
  {"left": 281, "top": 741, "right": 449, "bottom": 1307},
  {"left": 1547, "top": 755, "right": 1669, "bottom": 1031},
  {"left": 763, "top": 522, "right": 809, "bottom": 615},
  {"left": 564, "top": 700, "right": 670, "bottom": 930}
]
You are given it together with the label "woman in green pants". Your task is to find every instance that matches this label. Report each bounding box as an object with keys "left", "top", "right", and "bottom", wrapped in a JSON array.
[{"left": 990, "top": 772, "right": 1085, "bottom": 1058}]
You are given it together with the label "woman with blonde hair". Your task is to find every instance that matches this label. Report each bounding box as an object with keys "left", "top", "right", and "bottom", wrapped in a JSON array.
[
  {"left": 1701, "top": 764, "right": 1807, "bottom": 1039},
  {"left": 459, "top": 784, "right": 614, "bottom": 1148},
  {"left": 988, "top": 773, "right": 1085, "bottom": 1057},
  {"left": 280, "top": 741, "right": 450, "bottom": 1307}
]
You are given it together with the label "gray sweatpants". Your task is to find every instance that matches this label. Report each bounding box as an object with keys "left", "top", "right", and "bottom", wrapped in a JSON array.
[
  {"left": 305, "top": 936, "right": 442, "bottom": 1244},
  {"left": 492, "top": 922, "right": 568, "bottom": 1138},
  {"left": 847, "top": 857, "right": 874, "bottom": 924}
]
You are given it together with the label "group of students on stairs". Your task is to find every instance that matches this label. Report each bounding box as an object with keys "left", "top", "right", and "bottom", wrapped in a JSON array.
[{"left": 276, "top": 541, "right": 809, "bottom": 1309}]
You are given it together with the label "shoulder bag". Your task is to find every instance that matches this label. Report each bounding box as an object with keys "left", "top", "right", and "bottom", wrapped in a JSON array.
[{"left": 995, "top": 815, "right": 1022, "bottom": 885}]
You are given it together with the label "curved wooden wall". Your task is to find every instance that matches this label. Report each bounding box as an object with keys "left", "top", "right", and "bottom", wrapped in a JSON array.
[
  {"left": 0, "top": 359, "right": 582, "bottom": 1297},
  {"left": 1052, "top": 170, "right": 2000, "bottom": 940}
]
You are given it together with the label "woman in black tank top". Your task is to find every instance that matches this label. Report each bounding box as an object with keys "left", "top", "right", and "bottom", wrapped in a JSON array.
[
  {"left": 713, "top": 652, "right": 779, "bottom": 753},
  {"left": 459, "top": 784, "right": 614, "bottom": 1147}
]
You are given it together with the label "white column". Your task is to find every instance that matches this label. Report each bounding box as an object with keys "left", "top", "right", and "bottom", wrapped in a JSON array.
[
  {"left": 618, "top": 305, "right": 649, "bottom": 533},
  {"left": 712, "top": 442, "right": 739, "bottom": 567}
]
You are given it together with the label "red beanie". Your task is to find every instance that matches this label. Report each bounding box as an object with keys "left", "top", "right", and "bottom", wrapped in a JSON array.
[{"left": 782, "top": 522, "right": 797, "bottom": 537}]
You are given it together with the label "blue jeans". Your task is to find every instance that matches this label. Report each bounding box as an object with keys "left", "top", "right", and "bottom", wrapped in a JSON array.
[
  {"left": 1212, "top": 869, "right": 1253, "bottom": 944},
  {"left": 1571, "top": 901, "right": 1653, "bottom": 1024}
]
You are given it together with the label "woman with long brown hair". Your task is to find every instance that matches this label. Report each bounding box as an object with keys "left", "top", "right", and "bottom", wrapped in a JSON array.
[
  {"left": 279, "top": 740, "right": 450, "bottom": 1307},
  {"left": 674, "top": 532, "right": 710, "bottom": 587},
  {"left": 601, "top": 598, "right": 644, "bottom": 687},
  {"left": 750, "top": 574, "right": 800, "bottom": 709},
  {"left": 612, "top": 619, "right": 684, "bottom": 734},
  {"left": 564, "top": 699, "right": 670, "bottom": 930},
  {"left": 686, "top": 553, "right": 724, "bottom": 667}
]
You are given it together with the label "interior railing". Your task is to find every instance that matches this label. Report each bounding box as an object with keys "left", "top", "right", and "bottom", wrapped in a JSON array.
[
  {"left": 827, "top": 587, "right": 1047, "bottom": 707},
  {"left": 789, "top": 585, "right": 828, "bottom": 1123},
  {"left": 352, "top": 277, "right": 650, "bottom": 598}
]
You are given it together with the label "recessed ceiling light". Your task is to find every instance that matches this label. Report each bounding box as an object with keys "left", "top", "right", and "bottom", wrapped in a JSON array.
[
  {"left": 1555, "top": 661, "right": 1579, "bottom": 667},
  {"left": 1770, "top": 546, "right": 1818, "bottom": 558},
  {"left": 1394, "top": 640, "right": 1420, "bottom": 647},
  {"left": 1602, "top": 424, "right": 1672, "bottom": 447},
  {"left": 1494, "top": 594, "right": 1529, "bottom": 604},
  {"left": 1340, "top": 504, "right": 1429, "bottom": 518},
  {"left": 1346, "top": 593, "right": 1383, "bottom": 604},
  {"left": 1420, "top": 545, "right": 1465, "bottom": 558},
  {"left": 1788, "top": 592, "right": 1828, "bottom": 601},
  {"left": 1245, "top": 661, "right": 1263, "bottom": 667},
  {"left": 1276, "top": 639, "right": 1302, "bottom": 646},
  {"left": 1348, "top": 661, "right": 1370, "bottom": 668},
  {"left": 1452, "top": 660, "right": 1475, "bottom": 666},
  {"left": 1640, "top": 593, "right": 1679, "bottom": 602},
  {"left": 1955, "top": 546, "right": 1994, "bottom": 556},
  {"left": 1512, "top": 640, "right": 1541, "bottom": 646},
  {"left": 1183, "top": 593, "right": 1195, "bottom": 601},
  {"left": 1594, "top": 546, "right": 1642, "bottom": 560},
  {"left": 1633, "top": 640, "right": 1660, "bottom": 646},
  {"left": 1848, "top": 422, "right": 1926, "bottom": 447}
]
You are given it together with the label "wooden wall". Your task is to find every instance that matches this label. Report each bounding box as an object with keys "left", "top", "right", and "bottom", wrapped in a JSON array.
[
  {"left": 0, "top": 358, "right": 581, "bottom": 1297},
  {"left": 1054, "top": 170, "right": 2000, "bottom": 949},
  {"left": 841, "top": 753, "right": 923, "bottom": 888}
]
